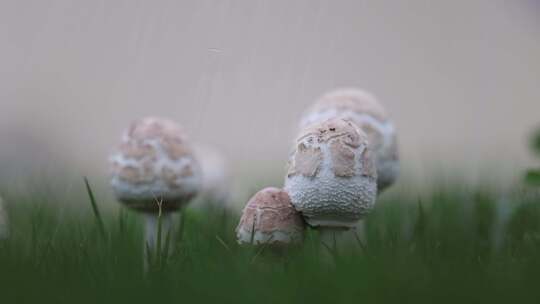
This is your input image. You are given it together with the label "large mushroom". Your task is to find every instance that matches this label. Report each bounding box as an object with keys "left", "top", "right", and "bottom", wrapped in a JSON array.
[
  {"left": 109, "top": 117, "right": 201, "bottom": 262},
  {"left": 236, "top": 187, "right": 305, "bottom": 247},
  {"left": 285, "top": 118, "right": 377, "bottom": 249},
  {"left": 300, "top": 88, "right": 399, "bottom": 192}
]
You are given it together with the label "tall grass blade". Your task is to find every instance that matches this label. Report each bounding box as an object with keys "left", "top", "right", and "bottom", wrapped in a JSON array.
[
  {"left": 177, "top": 208, "right": 185, "bottom": 244},
  {"left": 215, "top": 235, "right": 231, "bottom": 253},
  {"left": 353, "top": 231, "right": 367, "bottom": 253},
  {"left": 156, "top": 201, "right": 163, "bottom": 269},
  {"left": 162, "top": 228, "right": 171, "bottom": 267},
  {"left": 145, "top": 242, "right": 153, "bottom": 270},
  {"left": 83, "top": 177, "right": 106, "bottom": 239},
  {"left": 251, "top": 235, "right": 274, "bottom": 264}
]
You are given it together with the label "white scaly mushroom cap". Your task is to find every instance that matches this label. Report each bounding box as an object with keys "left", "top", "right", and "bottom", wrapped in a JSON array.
[
  {"left": 0, "top": 196, "right": 8, "bottom": 239},
  {"left": 109, "top": 117, "right": 202, "bottom": 212},
  {"left": 192, "top": 144, "right": 231, "bottom": 204},
  {"left": 285, "top": 118, "right": 378, "bottom": 229},
  {"left": 300, "top": 88, "right": 399, "bottom": 192},
  {"left": 236, "top": 187, "right": 305, "bottom": 246}
]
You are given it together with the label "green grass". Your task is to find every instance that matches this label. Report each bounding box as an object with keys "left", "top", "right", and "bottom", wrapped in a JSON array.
[{"left": 1, "top": 183, "right": 540, "bottom": 304}]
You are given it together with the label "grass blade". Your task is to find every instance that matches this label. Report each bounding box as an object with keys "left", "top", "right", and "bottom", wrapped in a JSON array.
[
  {"left": 162, "top": 228, "right": 172, "bottom": 267},
  {"left": 353, "top": 231, "right": 367, "bottom": 253},
  {"left": 145, "top": 242, "right": 153, "bottom": 270},
  {"left": 251, "top": 235, "right": 274, "bottom": 264},
  {"left": 215, "top": 235, "right": 231, "bottom": 253},
  {"left": 83, "top": 177, "right": 106, "bottom": 239},
  {"left": 156, "top": 201, "right": 163, "bottom": 268},
  {"left": 177, "top": 208, "right": 186, "bottom": 245}
]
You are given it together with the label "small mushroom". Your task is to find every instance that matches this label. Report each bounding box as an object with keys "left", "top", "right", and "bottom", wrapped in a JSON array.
[
  {"left": 109, "top": 117, "right": 202, "bottom": 265},
  {"left": 300, "top": 88, "right": 399, "bottom": 192},
  {"left": 285, "top": 118, "right": 377, "bottom": 248},
  {"left": 236, "top": 187, "right": 305, "bottom": 247},
  {"left": 0, "top": 196, "right": 9, "bottom": 240}
]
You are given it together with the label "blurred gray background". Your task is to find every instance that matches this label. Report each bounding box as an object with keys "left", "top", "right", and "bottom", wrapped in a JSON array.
[{"left": 1, "top": 0, "right": 539, "bottom": 199}]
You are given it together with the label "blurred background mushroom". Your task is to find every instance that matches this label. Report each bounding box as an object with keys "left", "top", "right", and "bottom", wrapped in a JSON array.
[
  {"left": 109, "top": 117, "right": 202, "bottom": 267},
  {"left": 300, "top": 88, "right": 399, "bottom": 192},
  {"left": 191, "top": 144, "right": 231, "bottom": 209}
]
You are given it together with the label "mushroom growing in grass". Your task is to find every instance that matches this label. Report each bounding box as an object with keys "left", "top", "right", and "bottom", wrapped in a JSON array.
[
  {"left": 236, "top": 187, "right": 305, "bottom": 249},
  {"left": 300, "top": 88, "right": 399, "bottom": 192},
  {"left": 109, "top": 117, "right": 202, "bottom": 265},
  {"left": 284, "top": 118, "right": 377, "bottom": 251},
  {"left": 0, "top": 196, "right": 8, "bottom": 240}
]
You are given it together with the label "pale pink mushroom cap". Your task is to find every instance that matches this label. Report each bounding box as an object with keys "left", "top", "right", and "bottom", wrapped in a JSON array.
[
  {"left": 285, "top": 118, "right": 378, "bottom": 229},
  {"left": 109, "top": 117, "right": 202, "bottom": 212},
  {"left": 300, "top": 88, "right": 399, "bottom": 192},
  {"left": 236, "top": 187, "right": 305, "bottom": 246}
]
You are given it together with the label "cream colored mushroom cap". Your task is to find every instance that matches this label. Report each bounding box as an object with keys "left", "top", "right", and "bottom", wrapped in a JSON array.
[
  {"left": 285, "top": 118, "right": 378, "bottom": 229},
  {"left": 236, "top": 187, "right": 305, "bottom": 246},
  {"left": 109, "top": 117, "right": 202, "bottom": 212}
]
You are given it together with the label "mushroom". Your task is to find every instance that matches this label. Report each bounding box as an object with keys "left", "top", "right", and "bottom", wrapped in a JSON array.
[
  {"left": 300, "top": 88, "right": 399, "bottom": 192},
  {"left": 109, "top": 117, "right": 202, "bottom": 263},
  {"left": 236, "top": 187, "right": 305, "bottom": 247},
  {"left": 0, "top": 196, "right": 8, "bottom": 240},
  {"left": 284, "top": 118, "right": 377, "bottom": 250},
  {"left": 192, "top": 144, "right": 231, "bottom": 208}
]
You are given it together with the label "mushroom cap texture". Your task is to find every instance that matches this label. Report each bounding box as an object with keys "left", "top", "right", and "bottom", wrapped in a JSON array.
[
  {"left": 236, "top": 187, "right": 305, "bottom": 246},
  {"left": 284, "top": 118, "right": 378, "bottom": 229},
  {"left": 0, "top": 197, "right": 8, "bottom": 239},
  {"left": 300, "top": 88, "right": 399, "bottom": 192},
  {"left": 109, "top": 117, "right": 202, "bottom": 212}
]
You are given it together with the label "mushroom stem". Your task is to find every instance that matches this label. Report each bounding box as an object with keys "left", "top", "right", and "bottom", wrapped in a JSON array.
[
  {"left": 353, "top": 220, "right": 367, "bottom": 249},
  {"left": 318, "top": 227, "right": 360, "bottom": 259},
  {"left": 144, "top": 212, "right": 174, "bottom": 269}
]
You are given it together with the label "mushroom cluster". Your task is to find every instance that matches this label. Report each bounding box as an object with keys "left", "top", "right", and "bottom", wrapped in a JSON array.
[
  {"left": 235, "top": 88, "right": 397, "bottom": 253},
  {"left": 110, "top": 88, "right": 397, "bottom": 261},
  {"left": 235, "top": 118, "right": 378, "bottom": 250}
]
